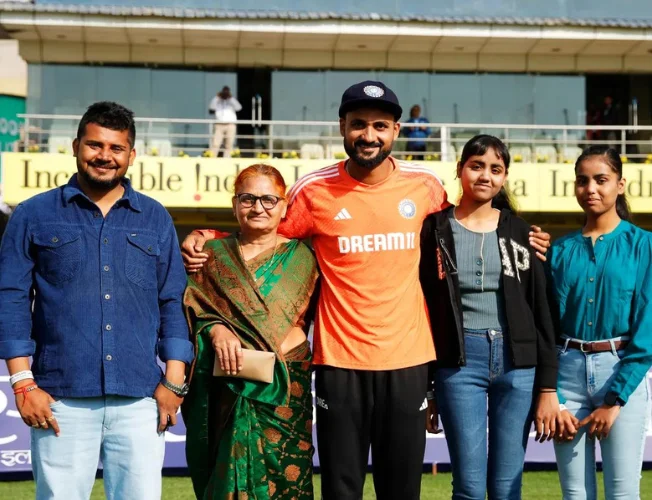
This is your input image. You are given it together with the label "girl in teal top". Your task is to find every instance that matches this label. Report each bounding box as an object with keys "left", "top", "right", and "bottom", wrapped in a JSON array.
[{"left": 547, "top": 146, "right": 652, "bottom": 500}]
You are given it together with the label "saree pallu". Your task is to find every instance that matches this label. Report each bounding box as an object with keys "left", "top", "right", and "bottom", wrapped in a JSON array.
[{"left": 182, "top": 237, "right": 318, "bottom": 500}]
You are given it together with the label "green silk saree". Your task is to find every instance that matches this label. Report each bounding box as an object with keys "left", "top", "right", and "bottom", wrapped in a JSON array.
[{"left": 182, "top": 236, "right": 318, "bottom": 500}]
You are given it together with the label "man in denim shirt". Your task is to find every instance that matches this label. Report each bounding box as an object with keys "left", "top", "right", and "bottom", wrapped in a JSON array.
[{"left": 0, "top": 102, "right": 193, "bottom": 500}]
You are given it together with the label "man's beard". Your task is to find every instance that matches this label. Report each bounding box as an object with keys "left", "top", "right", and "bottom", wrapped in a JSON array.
[
  {"left": 344, "top": 139, "right": 392, "bottom": 169},
  {"left": 78, "top": 159, "right": 125, "bottom": 191}
]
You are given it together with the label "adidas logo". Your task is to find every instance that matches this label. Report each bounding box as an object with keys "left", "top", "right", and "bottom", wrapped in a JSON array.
[
  {"left": 419, "top": 398, "right": 428, "bottom": 411},
  {"left": 333, "top": 208, "right": 353, "bottom": 221}
]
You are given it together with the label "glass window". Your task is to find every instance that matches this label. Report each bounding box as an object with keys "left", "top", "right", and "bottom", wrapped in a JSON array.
[
  {"left": 534, "top": 75, "right": 585, "bottom": 126},
  {"left": 430, "top": 74, "right": 482, "bottom": 125},
  {"left": 27, "top": 64, "right": 236, "bottom": 153},
  {"left": 479, "top": 74, "right": 535, "bottom": 126},
  {"left": 27, "top": 65, "right": 99, "bottom": 143},
  {"left": 96, "top": 67, "right": 152, "bottom": 118},
  {"left": 271, "top": 70, "right": 584, "bottom": 128},
  {"left": 271, "top": 71, "right": 328, "bottom": 122}
]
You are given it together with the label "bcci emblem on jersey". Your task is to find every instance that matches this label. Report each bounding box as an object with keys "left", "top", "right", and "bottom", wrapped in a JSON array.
[{"left": 398, "top": 199, "right": 417, "bottom": 219}]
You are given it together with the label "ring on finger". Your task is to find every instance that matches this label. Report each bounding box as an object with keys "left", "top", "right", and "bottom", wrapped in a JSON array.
[
  {"left": 46, "top": 416, "right": 55, "bottom": 422},
  {"left": 31, "top": 424, "right": 40, "bottom": 428},
  {"left": 39, "top": 421, "right": 47, "bottom": 427}
]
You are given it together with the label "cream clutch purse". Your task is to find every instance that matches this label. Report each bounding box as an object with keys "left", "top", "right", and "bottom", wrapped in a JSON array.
[{"left": 213, "top": 349, "right": 276, "bottom": 384}]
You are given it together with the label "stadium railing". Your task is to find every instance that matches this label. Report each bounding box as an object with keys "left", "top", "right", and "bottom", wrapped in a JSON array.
[{"left": 11, "top": 114, "right": 652, "bottom": 163}]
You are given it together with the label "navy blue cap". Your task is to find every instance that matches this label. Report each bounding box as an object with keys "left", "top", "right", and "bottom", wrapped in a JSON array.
[{"left": 338, "top": 80, "right": 402, "bottom": 121}]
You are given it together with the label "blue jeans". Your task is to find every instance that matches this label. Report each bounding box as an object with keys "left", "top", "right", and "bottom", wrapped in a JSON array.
[
  {"left": 434, "top": 329, "right": 536, "bottom": 500},
  {"left": 31, "top": 396, "right": 166, "bottom": 500},
  {"left": 554, "top": 342, "right": 650, "bottom": 500}
]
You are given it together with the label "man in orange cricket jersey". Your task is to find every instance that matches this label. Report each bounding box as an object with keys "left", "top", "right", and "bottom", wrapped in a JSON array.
[{"left": 181, "top": 81, "right": 551, "bottom": 500}]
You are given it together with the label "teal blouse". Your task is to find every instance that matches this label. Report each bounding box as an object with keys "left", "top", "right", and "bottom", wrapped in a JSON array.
[{"left": 547, "top": 220, "right": 652, "bottom": 404}]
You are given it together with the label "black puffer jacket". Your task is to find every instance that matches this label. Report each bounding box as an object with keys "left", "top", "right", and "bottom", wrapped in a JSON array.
[{"left": 419, "top": 206, "right": 557, "bottom": 389}]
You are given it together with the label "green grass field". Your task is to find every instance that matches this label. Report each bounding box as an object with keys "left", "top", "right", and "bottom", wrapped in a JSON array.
[{"left": 1, "top": 472, "right": 651, "bottom": 499}]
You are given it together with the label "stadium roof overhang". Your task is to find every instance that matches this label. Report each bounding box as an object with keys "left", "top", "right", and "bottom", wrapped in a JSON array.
[{"left": 2, "top": 4, "right": 652, "bottom": 72}]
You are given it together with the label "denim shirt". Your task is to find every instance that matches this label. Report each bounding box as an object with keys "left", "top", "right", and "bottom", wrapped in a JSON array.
[
  {"left": 0, "top": 175, "right": 194, "bottom": 398},
  {"left": 547, "top": 221, "right": 652, "bottom": 404}
]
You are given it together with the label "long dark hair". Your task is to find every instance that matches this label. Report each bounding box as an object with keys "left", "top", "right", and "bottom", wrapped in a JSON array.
[
  {"left": 574, "top": 145, "right": 631, "bottom": 221},
  {"left": 458, "top": 134, "right": 517, "bottom": 213}
]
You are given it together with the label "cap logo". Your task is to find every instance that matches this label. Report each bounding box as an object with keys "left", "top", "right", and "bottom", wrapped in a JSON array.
[{"left": 363, "top": 85, "right": 385, "bottom": 98}]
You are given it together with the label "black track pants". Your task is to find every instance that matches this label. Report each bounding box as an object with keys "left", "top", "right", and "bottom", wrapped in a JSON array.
[{"left": 314, "top": 364, "right": 429, "bottom": 500}]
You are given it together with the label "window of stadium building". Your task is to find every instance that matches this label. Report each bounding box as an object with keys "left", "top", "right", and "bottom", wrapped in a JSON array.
[
  {"left": 271, "top": 71, "right": 585, "bottom": 127},
  {"left": 35, "top": 0, "right": 652, "bottom": 19},
  {"left": 27, "top": 65, "right": 237, "bottom": 149},
  {"left": 28, "top": 66, "right": 584, "bottom": 128}
]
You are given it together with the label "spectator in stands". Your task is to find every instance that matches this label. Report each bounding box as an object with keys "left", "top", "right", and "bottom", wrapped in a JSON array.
[
  {"left": 548, "top": 146, "right": 652, "bottom": 500},
  {"left": 404, "top": 104, "right": 431, "bottom": 160},
  {"left": 586, "top": 104, "right": 602, "bottom": 142},
  {"left": 601, "top": 96, "right": 616, "bottom": 127},
  {"left": 208, "top": 86, "right": 242, "bottom": 158},
  {"left": 0, "top": 102, "right": 193, "bottom": 500},
  {"left": 601, "top": 96, "right": 619, "bottom": 150}
]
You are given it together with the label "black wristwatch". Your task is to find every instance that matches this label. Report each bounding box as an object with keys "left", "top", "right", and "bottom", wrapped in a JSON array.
[
  {"left": 160, "top": 378, "right": 190, "bottom": 397},
  {"left": 604, "top": 391, "right": 623, "bottom": 407}
]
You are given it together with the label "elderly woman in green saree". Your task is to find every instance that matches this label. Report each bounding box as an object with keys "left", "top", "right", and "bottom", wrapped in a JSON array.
[{"left": 182, "top": 164, "right": 319, "bottom": 499}]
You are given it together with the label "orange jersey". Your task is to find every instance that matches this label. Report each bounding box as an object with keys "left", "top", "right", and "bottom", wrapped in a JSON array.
[{"left": 280, "top": 158, "right": 450, "bottom": 370}]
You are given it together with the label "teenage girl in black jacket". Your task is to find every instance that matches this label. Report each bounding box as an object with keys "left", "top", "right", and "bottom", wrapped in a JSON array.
[{"left": 419, "top": 135, "right": 560, "bottom": 500}]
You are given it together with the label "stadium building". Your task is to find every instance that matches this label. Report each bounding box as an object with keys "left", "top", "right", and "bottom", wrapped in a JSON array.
[{"left": 1, "top": 0, "right": 652, "bottom": 237}]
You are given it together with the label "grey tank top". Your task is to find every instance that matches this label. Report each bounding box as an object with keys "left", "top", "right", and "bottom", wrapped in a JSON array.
[{"left": 450, "top": 215, "right": 508, "bottom": 331}]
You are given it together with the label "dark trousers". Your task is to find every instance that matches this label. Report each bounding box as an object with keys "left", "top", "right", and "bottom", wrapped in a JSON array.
[{"left": 314, "top": 364, "right": 429, "bottom": 500}]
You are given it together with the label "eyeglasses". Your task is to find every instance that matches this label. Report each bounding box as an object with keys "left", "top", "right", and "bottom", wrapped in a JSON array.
[{"left": 234, "top": 193, "right": 285, "bottom": 210}]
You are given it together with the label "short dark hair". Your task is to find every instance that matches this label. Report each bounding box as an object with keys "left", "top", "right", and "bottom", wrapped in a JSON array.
[{"left": 77, "top": 101, "right": 136, "bottom": 147}]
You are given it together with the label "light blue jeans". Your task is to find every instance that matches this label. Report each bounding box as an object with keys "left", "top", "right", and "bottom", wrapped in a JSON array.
[
  {"left": 31, "top": 396, "right": 166, "bottom": 500},
  {"left": 554, "top": 340, "right": 650, "bottom": 500},
  {"left": 434, "top": 329, "right": 536, "bottom": 500}
]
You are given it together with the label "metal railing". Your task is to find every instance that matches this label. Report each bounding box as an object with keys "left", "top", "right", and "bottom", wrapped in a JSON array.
[{"left": 11, "top": 114, "right": 652, "bottom": 162}]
